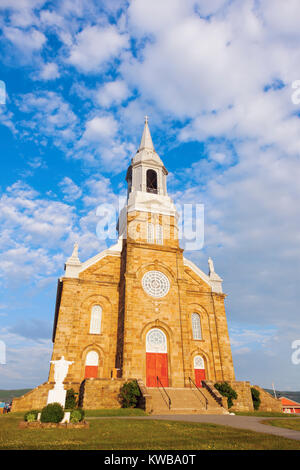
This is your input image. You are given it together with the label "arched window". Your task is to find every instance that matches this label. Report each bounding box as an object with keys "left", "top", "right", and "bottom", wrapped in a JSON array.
[
  {"left": 85, "top": 350, "right": 99, "bottom": 366},
  {"left": 156, "top": 224, "right": 163, "bottom": 244},
  {"left": 146, "top": 169, "right": 158, "bottom": 194},
  {"left": 192, "top": 313, "right": 202, "bottom": 340},
  {"left": 147, "top": 223, "right": 155, "bottom": 243},
  {"left": 89, "top": 305, "right": 102, "bottom": 334},
  {"left": 194, "top": 355, "right": 205, "bottom": 369},
  {"left": 146, "top": 328, "right": 167, "bottom": 353}
]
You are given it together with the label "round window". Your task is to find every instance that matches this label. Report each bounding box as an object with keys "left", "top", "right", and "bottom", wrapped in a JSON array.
[{"left": 142, "top": 270, "right": 170, "bottom": 298}]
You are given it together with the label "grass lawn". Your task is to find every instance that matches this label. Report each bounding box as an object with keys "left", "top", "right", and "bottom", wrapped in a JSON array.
[
  {"left": 261, "top": 418, "right": 300, "bottom": 432},
  {"left": 235, "top": 411, "right": 300, "bottom": 418},
  {"left": 1, "top": 412, "right": 300, "bottom": 450}
]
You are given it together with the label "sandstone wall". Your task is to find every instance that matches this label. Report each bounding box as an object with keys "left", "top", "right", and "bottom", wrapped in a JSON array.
[
  {"left": 79, "top": 378, "right": 126, "bottom": 409},
  {"left": 227, "top": 381, "right": 254, "bottom": 412},
  {"left": 253, "top": 385, "right": 283, "bottom": 412}
]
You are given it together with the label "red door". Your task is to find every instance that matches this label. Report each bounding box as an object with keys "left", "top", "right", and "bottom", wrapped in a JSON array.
[
  {"left": 85, "top": 365, "right": 98, "bottom": 378},
  {"left": 195, "top": 368, "right": 206, "bottom": 388},
  {"left": 146, "top": 353, "right": 168, "bottom": 387}
]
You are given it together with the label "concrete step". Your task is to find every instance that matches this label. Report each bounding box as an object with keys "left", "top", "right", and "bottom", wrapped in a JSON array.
[{"left": 147, "top": 385, "right": 228, "bottom": 415}]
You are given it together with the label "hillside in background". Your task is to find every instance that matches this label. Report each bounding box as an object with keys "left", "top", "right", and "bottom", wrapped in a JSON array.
[
  {"left": 264, "top": 389, "right": 300, "bottom": 403},
  {"left": 1, "top": 388, "right": 299, "bottom": 405},
  {"left": 0, "top": 389, "right": 31, "bottom": 403}
]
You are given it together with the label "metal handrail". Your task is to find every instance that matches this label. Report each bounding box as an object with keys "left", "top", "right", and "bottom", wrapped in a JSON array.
[
  {"left": 188, "top": 377, "right": 209, "bottom": 409},
  {"left": 157, "top": 376, "right": 171, "bottom": 410}
]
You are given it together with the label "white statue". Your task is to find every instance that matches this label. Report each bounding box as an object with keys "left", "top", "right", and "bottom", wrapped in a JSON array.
[
  {"left": 208, "top": 257, "right": 215, "bottom": 275},
  {"left": 50, "top": 356, "right": 73, "bottom": 388},
  {"left": 47, "top": 356, "right": 74, "bottom": 407}
]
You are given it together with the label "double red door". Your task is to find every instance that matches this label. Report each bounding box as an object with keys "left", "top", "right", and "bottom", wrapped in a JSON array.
[
  {"left": 146, "top": 353, "right": 169, "bottom": 387},
  {"left": 195, "top": 368, "right": 206, "bottom": 388}
]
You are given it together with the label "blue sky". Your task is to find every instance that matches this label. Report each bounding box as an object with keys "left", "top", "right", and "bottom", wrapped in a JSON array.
[{"left": 0, "top": 0, "right": 300, "bottom": 390}]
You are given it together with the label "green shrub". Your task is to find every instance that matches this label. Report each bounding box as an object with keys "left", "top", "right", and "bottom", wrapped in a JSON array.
[
  {"left": 24, "top": 410, "right": 39, "bottom": 422},
  {"left": 70, "top": 409, "right": 83, "bottom": 423},
  {"left": 251, "top": 387, "right": 261, "bottom": 410},
  {"left": 40, "top": 403, "right": 64, "bottom": 423},
  {"left": 76, "top": 408, "right": 85, "bottom": 421},
  {"left": 119, "top": 380, "right": 141, "bottom": 408},
  {"left": 214, "top": 382, "right": 238, "bottom": 409},
  {"left": 65, "top": 388, "right": 77, "bottom": 409}
]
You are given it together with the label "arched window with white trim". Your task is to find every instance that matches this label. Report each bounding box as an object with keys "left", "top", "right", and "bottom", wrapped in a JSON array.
[
  {"left": 146, "top": 328, "right": 167, "bottom": 353},
  {"left": 89, "top": 305, "right": 102, "bottom": 334},
  {"left": 192, "top": 313, "right": 202, "bottom": 340}
]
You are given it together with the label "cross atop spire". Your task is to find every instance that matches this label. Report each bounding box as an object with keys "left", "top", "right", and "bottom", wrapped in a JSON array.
[{"left": 139, "top": 115, "right": 154, "bottom": 151}]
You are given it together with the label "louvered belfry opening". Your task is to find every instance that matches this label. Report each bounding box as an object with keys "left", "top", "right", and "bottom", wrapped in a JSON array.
[{"left": 146, "top": 169, "right": 158, "bottom": 194}]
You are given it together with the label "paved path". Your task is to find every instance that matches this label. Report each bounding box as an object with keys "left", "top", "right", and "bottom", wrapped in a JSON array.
[{"left": 87, "top": 415, "right": 300, "bottom": 441}]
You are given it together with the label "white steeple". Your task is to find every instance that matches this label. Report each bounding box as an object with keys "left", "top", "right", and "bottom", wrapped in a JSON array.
[
  {"left": 65, "top": 242, "right": 81, "bottom": 277},
  {"left": 208, "top": 257, "right": 223, "bottom": 293},
  {"left": 139, "top": 116, "right": 154, "bottom": 151},
  {"left": 118, "top": 118, "right": 178, "bottom": 237}
]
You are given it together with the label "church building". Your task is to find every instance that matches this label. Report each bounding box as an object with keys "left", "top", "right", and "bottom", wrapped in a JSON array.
[{"left": 13, "top": 119, "right": 279, "bottom": 414}]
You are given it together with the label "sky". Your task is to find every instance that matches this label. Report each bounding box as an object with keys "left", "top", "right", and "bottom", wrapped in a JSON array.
[{"left": 0, "top": 0, "right": 300, "bottom": 391}]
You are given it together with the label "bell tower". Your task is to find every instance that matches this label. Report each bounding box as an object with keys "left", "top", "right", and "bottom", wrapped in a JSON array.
[{"left": 118, "top": 117, "right": 178, "bottom": 246}]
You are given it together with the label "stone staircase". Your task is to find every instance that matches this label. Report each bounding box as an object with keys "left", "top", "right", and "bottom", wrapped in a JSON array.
[{"left": 147, "top": 386, "right": 229, "bottom": 415}]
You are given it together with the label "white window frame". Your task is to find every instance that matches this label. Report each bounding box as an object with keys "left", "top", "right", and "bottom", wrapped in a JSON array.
[
  {"left": 192, "top": 313, "right": 202, "bottom": 340},
  {"left": 194, "top": 355, "right": 205, "bottom": 369},
  {"left": 146, "top": 328, "right": 167, "bottom": 353},
  {"left": 85, "top": 350, "right": 99, "bottom": 366},
  {"left": 89, "top": 305, "right": 102, "bottom": 334}
]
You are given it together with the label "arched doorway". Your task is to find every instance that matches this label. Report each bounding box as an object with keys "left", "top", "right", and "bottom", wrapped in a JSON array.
[
  {"left": 85, "top": 351, "right": 99, "bottom": 378},
  {"left": 194, "top": 355, "right": 206, "bottom": 388},
  {"left": 146, "top": 328, "right": 168, "bottom": 387}
]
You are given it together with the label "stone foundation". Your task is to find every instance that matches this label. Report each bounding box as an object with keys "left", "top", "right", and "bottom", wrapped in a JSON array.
[
  {"left": 253, "top": 385, "right": 282, "bottom": 412},
  {"left": 225, "top": 381, "right": 254, "bottom": 412},
  {"left": 79, "top": 378, "right": 126, "bottom": 409}
]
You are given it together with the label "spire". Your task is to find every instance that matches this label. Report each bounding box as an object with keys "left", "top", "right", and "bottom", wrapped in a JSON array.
[
  {"left": 139, "top": 115, "right": 154, "bottom": 151},
  {"left": 66, "top": 242, "right": 81, "bottom": 265}
]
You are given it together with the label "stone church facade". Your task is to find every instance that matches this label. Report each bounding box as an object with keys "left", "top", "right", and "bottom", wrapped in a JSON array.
[{"left": 12, "top": 120, "right": 281, "bottom": 414}]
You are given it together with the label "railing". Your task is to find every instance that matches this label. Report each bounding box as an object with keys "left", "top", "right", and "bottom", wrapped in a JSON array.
[
  {"left": 202, "top": 380, "right": 224, "bottom": 408},
  {"left": 157, "top": 376, "right": 171, "bottom": 410},
  {"left": 188, "top": 377, "right": 209, "bottom": 410},
  {"left": 146, "top": 187, "right": 158, "bottom": 194}
]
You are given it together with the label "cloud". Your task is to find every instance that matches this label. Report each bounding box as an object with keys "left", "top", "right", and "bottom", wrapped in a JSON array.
[
  {"left": 59, "top": 177, "right": 82, "bottom": 202},
  {"left": 3, "top": 26, "right": 46, "bottom": 59},
  {"left": 67, "top": 24, "right": 129, "bottom": 73},
  {"left": 82, "top": 115, "right": 118, "bottom": 142},
  {"left": 35, "top": 62, "right": 60, "bottom": 80},
  {"left": 95, "top": 80, "right": 130, "bottom": 108}
]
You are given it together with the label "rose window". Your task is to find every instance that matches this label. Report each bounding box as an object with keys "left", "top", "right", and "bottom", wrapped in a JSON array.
[{"left": 142, "top": 270, "right": 170, "bottom": 298}]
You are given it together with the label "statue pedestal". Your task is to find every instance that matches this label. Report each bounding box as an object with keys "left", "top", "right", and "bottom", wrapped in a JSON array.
[{"left": 47, "top": 386, "right": 66, "bottom": 408}]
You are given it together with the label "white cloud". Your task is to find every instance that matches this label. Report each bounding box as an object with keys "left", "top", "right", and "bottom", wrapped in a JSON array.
[
  {"left": 67, "top": 24, "right": 129, "bottom": 73},
  {"left": 4, "top": 26, "right": 46, "bottom": 54},
  {"left": 96, "top": 80, "right": 130, "bottom": 107},
  {"left": 81, "top": 115, "right": 118, "bottom": 142},
  {"left": 37, "top": 62, "right": 60, "bottom": 80},
  {"left": 59, "top": 177, "right": 82, "bottom": 202}
]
